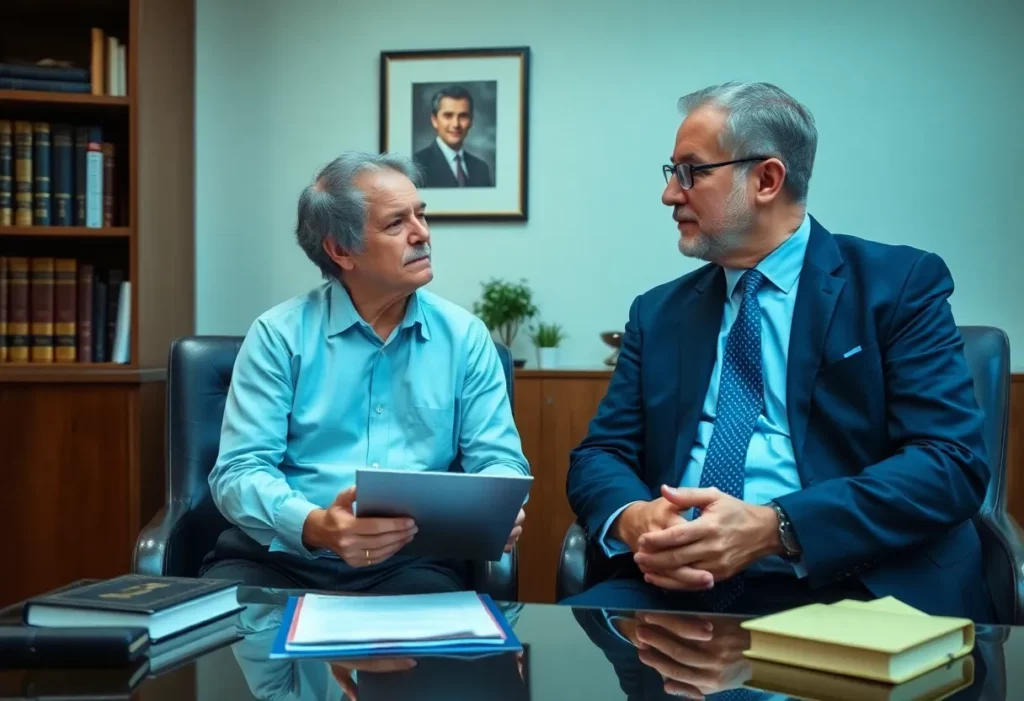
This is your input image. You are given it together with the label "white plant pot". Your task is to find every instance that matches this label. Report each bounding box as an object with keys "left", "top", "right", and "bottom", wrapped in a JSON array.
[{"left": 537, "top": 347, "right": 559, "bottom": 369}]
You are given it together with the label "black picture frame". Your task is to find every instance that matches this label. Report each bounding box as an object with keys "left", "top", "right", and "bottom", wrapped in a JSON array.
[{"left": 379, "top": 46, "right": 530, "bottom": 222}]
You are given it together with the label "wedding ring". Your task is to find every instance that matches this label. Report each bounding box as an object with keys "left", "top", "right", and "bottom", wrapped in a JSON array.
[{"left": 365, "top": 549, "right": 371, "bottom": 564}]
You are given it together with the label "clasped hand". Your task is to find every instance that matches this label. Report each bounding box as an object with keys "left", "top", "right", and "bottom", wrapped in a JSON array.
[
  {"left": 624, "top": 485, "right": 779, "bottom": 591},
  {"left": 613, "top": 611, "right": 752, "bottom": 697}
]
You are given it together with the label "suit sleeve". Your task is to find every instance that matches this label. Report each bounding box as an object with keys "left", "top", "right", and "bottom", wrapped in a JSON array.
[
  {"left": 567, "top": 295, "right": 654, "bottom": 544},
  {"left": 776, "top": 251, "right": 989, "bottom": 586}
]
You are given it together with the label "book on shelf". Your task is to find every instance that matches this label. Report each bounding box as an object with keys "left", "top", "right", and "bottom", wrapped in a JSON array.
[
  {"left": 0, "top": 255, "right": 129, "bottom": 364},
  {"left": 0, "top": 26, "right": 126, "bottom": 97},
  {"left": 0, "top": 119, "right": 115, "bottom": 229}
]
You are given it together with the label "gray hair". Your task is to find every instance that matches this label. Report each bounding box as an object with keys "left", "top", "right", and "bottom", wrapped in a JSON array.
[
  {"left": 678, "top": 82, "right": 817, "bottom": 203},
  {"left": 295, "top": 152, "right": 421, "bottom": 279}
]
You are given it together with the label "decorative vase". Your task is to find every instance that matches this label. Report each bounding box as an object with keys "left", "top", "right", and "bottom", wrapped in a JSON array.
[{"left": 537, "top": 347, "right": 559, "bottom": 369}]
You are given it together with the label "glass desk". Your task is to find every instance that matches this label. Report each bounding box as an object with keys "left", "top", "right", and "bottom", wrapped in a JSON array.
[{"left": 1, "top": 584, "right": 1017, "bottom": 700}]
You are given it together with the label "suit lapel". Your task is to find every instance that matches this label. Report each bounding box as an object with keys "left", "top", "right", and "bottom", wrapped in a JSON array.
[
  {"left": 428, "top": 143, "right": 459, "bottom": 187},
  {"left": 787, "top": 218, "right": 845, "bottom": 474},
  {"left": 674, "top": 266, "right": 725, "bottom": 485}
]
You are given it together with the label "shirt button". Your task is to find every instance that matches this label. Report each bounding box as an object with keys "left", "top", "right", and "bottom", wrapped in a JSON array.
[{"left": 376, "top": 405, "right": 383, "bottom": 414}]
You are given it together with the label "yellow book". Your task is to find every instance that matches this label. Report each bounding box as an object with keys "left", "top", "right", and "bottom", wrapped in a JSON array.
[
  {"left": 745, "top": 654, "right": 974, "bottom": 701},
  {"left": 741, "top": 596, "right": 975, "bottom": 684}
]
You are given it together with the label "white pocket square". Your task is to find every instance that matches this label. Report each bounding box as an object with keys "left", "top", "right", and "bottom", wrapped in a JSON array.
[{"left": 843, "top": 345, "right": 863, "bottom": 359}]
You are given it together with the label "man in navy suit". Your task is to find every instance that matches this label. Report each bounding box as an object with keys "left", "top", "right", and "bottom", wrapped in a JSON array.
[
  {"left": 414, "top": 85, "right": 493, "bottom": 188},
  {"left": 564, "top": 81, "right": 994, "bottom": 622}
]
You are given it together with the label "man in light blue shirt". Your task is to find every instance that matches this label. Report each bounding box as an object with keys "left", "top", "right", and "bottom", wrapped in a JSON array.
[{"left": 200, "top": 152, "right": 529, "bottom": 594}]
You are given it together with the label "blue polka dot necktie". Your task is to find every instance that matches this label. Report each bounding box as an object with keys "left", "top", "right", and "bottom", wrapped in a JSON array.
[{"left": 695, "top": 269, "right": 767, "bottom": 611}]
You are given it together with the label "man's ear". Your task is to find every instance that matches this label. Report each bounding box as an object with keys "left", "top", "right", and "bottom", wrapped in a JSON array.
[
  {"left": 752, "top": 158, "right": 788, "bottom": 205},
  {"left": 323, "top": 237, "right": 354, "bottom": 272}
]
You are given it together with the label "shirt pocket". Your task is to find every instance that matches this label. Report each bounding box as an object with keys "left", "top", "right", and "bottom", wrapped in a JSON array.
[{"left": 400, "top": 403, "right": 456, "bottom": 470}]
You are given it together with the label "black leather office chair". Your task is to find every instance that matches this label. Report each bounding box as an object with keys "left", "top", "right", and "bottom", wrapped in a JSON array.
[
  {"left": 134, "top": 335, "right": 519, "bottom": 600},
  {"left": 556, "top": 325, "right": 1024, "bottom": 624}
]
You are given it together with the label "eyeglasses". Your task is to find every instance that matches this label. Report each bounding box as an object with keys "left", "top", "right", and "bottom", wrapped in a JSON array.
[{"left": 662, "top": 157, "right": 770, "bottom": 190}]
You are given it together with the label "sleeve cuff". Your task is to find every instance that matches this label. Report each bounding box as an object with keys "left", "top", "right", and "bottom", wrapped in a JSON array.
[
  {"left": 269, "top": 496, "right": 320, "bottom": 559},
  {"left": 791, "top": 557, "right": 809, "bottom": 579},
  {"left": 596, "top": 502, "right": 640, "bottom": 557},
  {"left": 604, "top": 612, "right": 634, "bottom": 645}
]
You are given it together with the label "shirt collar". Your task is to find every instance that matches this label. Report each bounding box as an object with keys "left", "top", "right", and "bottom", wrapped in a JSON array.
[
  {"left": 328, "top": 280, "right": 430, "bottom": 340},
  {"left": 435, "top": 136, "right": 463, "bottom": 163},
  {"left": 723, "top": 211, "right": 811, "bottom": 298}
]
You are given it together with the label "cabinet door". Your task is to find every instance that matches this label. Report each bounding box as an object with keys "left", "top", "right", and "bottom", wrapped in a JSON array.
[{"left": 516, "top": 376, "right": 609, "bottom": 603}]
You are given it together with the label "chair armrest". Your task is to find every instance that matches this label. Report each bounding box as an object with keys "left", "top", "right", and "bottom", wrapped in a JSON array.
[
  {"left": 556, "top": 522, "right": 591, "bottom": 602},
  {"left": 133, "top": 501, "right": 191, "bottom": 577},
  {"left": 976, "top": 511, "right": 1024, "bottom": 625},
  {"left": 471, "top": 546, "right": 518, "bottom": 601}
]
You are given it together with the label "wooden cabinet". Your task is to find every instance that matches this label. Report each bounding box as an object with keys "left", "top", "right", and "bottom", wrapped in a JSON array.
[{"left": 514, "top": 369, "right": 612, "bottom": 604}]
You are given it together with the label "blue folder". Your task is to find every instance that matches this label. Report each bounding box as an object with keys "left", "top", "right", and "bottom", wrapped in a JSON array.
[{"left": 269, "top": 593, "right": 522, "bottom": 660}]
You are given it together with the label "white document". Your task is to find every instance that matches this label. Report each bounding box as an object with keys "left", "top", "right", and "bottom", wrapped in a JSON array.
[{"left": 288, "top": 592, "right": 503, "bottom": 647}]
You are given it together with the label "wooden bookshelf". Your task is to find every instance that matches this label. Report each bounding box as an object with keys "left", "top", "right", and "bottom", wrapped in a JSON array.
[
  {"left": 0, "top": 0, "right": 194, "bottom": 607},
  {"left": 0, "top": 225, "right": 130, "bottom": 237},
  {"left": 0, "top": 89, "right": 130, "bottom": 107}
]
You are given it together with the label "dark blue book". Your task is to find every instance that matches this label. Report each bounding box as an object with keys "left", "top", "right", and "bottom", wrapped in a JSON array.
[
  {"left": 73, "top": 126, "right": 89, "bottom": 226},
  {"left": 22, "top": 575, "right": 241, "bottom": 643},
  {"left": 0, "top": 62, "right": 90, "bottom": 82},
  {"left": 0, "top": 77, "right": 91, "bottom": 93},
  {"left": 51, "top": 124, "right": 73, "bottom": 226},
  {"left": 32, "top": 122, "right": 50, "bottom": 225}
]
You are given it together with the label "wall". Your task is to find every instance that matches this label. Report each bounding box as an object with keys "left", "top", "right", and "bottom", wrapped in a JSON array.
[{"left": 196, "top": 0, "right": 1024, "bottom": 369}]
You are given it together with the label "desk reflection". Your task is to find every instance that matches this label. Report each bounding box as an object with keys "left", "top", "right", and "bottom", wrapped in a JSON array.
[
  {"left": 228, "top": 595, "right": 528, "bottom": 701},
  {"left": 572, "top": 607, "right": 1007, "bottom": 701}
]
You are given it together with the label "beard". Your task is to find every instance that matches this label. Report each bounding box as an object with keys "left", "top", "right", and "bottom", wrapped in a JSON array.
[{"left": 677, "top": 177, "right": 755, "bottom": 262}]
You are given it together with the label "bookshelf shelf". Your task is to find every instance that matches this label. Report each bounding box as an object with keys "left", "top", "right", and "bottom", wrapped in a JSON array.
[
  {"left": 0, "top": 225, "right": 130, "bottom": 238},
  {"left": 0, "top": 363, "right": 166, "bottom": 383},
  {"left": 0, "top": 90, "right": 130, "bottom": 108}
]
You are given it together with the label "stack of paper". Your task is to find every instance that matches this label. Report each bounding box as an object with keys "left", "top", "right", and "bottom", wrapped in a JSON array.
[{"left": 269, "top": 591, "right": 521, "bottom": 660}]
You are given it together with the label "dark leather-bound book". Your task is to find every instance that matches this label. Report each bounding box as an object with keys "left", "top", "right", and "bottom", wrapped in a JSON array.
[
  {"left": 77, "top": 263, "right": 93, "bottom": 362},
  {"left": 6, "top": 257, "right": 29, "bottom": 362},
  {"left": 29, "top": 257, "right": 54, "bottom": 363},
  {"left": 23, "top": 575, "right": 240, "bottom": 644},
  {"left": 51, "top": 124, "right": 73, "bottom": 227},
  {"left": 32, "top": 122, "right": 51, "bottom": 226},
  {"left": 0, "top": 256, "right": 8, "bottom": 362},
  {"left": 0, "top": 662, "right": 150, "bottom": 700},
  {"left": 13, "top": 121, "right": 32, "bottom": 226},
  {"left": 0, "top": 120, "right": 11, "bottom": 226},
  {"left": 0, "top": 625, "right": 149, "bottom": 668},
  {"left": 54, "top": 258, "right": 77, "bottom": 362}
]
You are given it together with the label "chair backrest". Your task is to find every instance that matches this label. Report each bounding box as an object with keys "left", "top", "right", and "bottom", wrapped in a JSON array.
[
  {"left": 162, "top": 334, "right": 515, "bottom": 575},
  {"left": 959, "top": 326, "right": 1013, "bottom": 624},
  {"left": 959, "top": 326, "right": 1011, "bottom": 517}
]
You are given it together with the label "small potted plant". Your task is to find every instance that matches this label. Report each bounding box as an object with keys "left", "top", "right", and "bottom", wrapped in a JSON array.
[
  {"left": 531, "top": 322, "right": 565, "bottom": 369},
  {"left": 472, "top": 278, "right": 538, "bottom": 366}
]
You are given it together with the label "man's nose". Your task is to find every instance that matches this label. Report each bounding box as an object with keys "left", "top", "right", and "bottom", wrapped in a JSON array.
[
  {"left": 662, "top": 178, "right": 687, "bottom": 207},
  {"left": 410, "top": 217, "right": 430, "bottom": 240}
]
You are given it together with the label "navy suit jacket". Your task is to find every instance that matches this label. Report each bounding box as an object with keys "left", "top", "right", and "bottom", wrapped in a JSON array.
[
  {"left": 414, "top": 141, "right": 493, "bottom": 188},
  {"left": 567, "top": 216, "right": 993, "bottom": 622}
]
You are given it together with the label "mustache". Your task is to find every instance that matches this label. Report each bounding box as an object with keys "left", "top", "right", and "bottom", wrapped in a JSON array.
[
  {"left": 403, "top": 243, "right": 431, "bottom": 264},
  {"left": 674, "top": 208, "right": 697, "bottom": 223}
]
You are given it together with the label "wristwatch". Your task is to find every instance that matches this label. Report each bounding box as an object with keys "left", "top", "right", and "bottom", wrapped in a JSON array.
[{"left": 769, "top": 500, "right": 802, "bottom": 560}]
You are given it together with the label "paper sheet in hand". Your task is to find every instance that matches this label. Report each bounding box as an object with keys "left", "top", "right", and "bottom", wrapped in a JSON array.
[
  {"left": 355, "top": 468, "right": 532, "bottom": 561},
  {"left": 270, "top": 592, "right": 522, "bottom": 659}
]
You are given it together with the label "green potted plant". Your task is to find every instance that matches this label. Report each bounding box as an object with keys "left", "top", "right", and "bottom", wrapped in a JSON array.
[
  {"left": 530, "top": 322, "right": 565, "bottom": 369},
  {"left": 472, "top": 278, "right": 538, "bottom": 366}
]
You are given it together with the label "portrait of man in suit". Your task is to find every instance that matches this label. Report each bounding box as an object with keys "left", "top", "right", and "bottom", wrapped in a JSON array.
[{"left": 412, "top": 83, "right": 496, "bottom": 188}]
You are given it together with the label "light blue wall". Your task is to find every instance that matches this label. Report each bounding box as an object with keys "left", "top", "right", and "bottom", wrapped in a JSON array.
[{"left": 196, "top": 0, "right": 1024, "bottom": 369}]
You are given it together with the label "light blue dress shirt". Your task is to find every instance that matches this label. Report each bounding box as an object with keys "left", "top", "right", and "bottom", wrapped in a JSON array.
[
  {"left": 598, "top": 213, "right": 812, "bottom": 577},
  {"left": 435, "top": 136, "right": 471, "bottom": 179},
  {"left": 209, "top": 281, "right": 530, "bottom": 559}
]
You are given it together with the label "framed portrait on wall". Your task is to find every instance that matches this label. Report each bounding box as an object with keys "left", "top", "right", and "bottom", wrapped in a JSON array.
[{"left": 380, "top": 46, "right": 530, "bottom": 222}]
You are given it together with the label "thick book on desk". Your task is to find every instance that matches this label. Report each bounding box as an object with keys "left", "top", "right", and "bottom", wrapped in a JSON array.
[
  {"left": 741, "top": 597, "right": 975, "bottom": 684},
  {"left": 0, "top": 625, "right": 149, "bottom": 668},
  {"left": 745, "top": 654, "right": 974, "bottom": 701},
  {"left": 22, "top": 575, "right": 241, "bottom": 643},
  {"left": 269, "top": 591, "right": 522, "bottom": 660}
]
